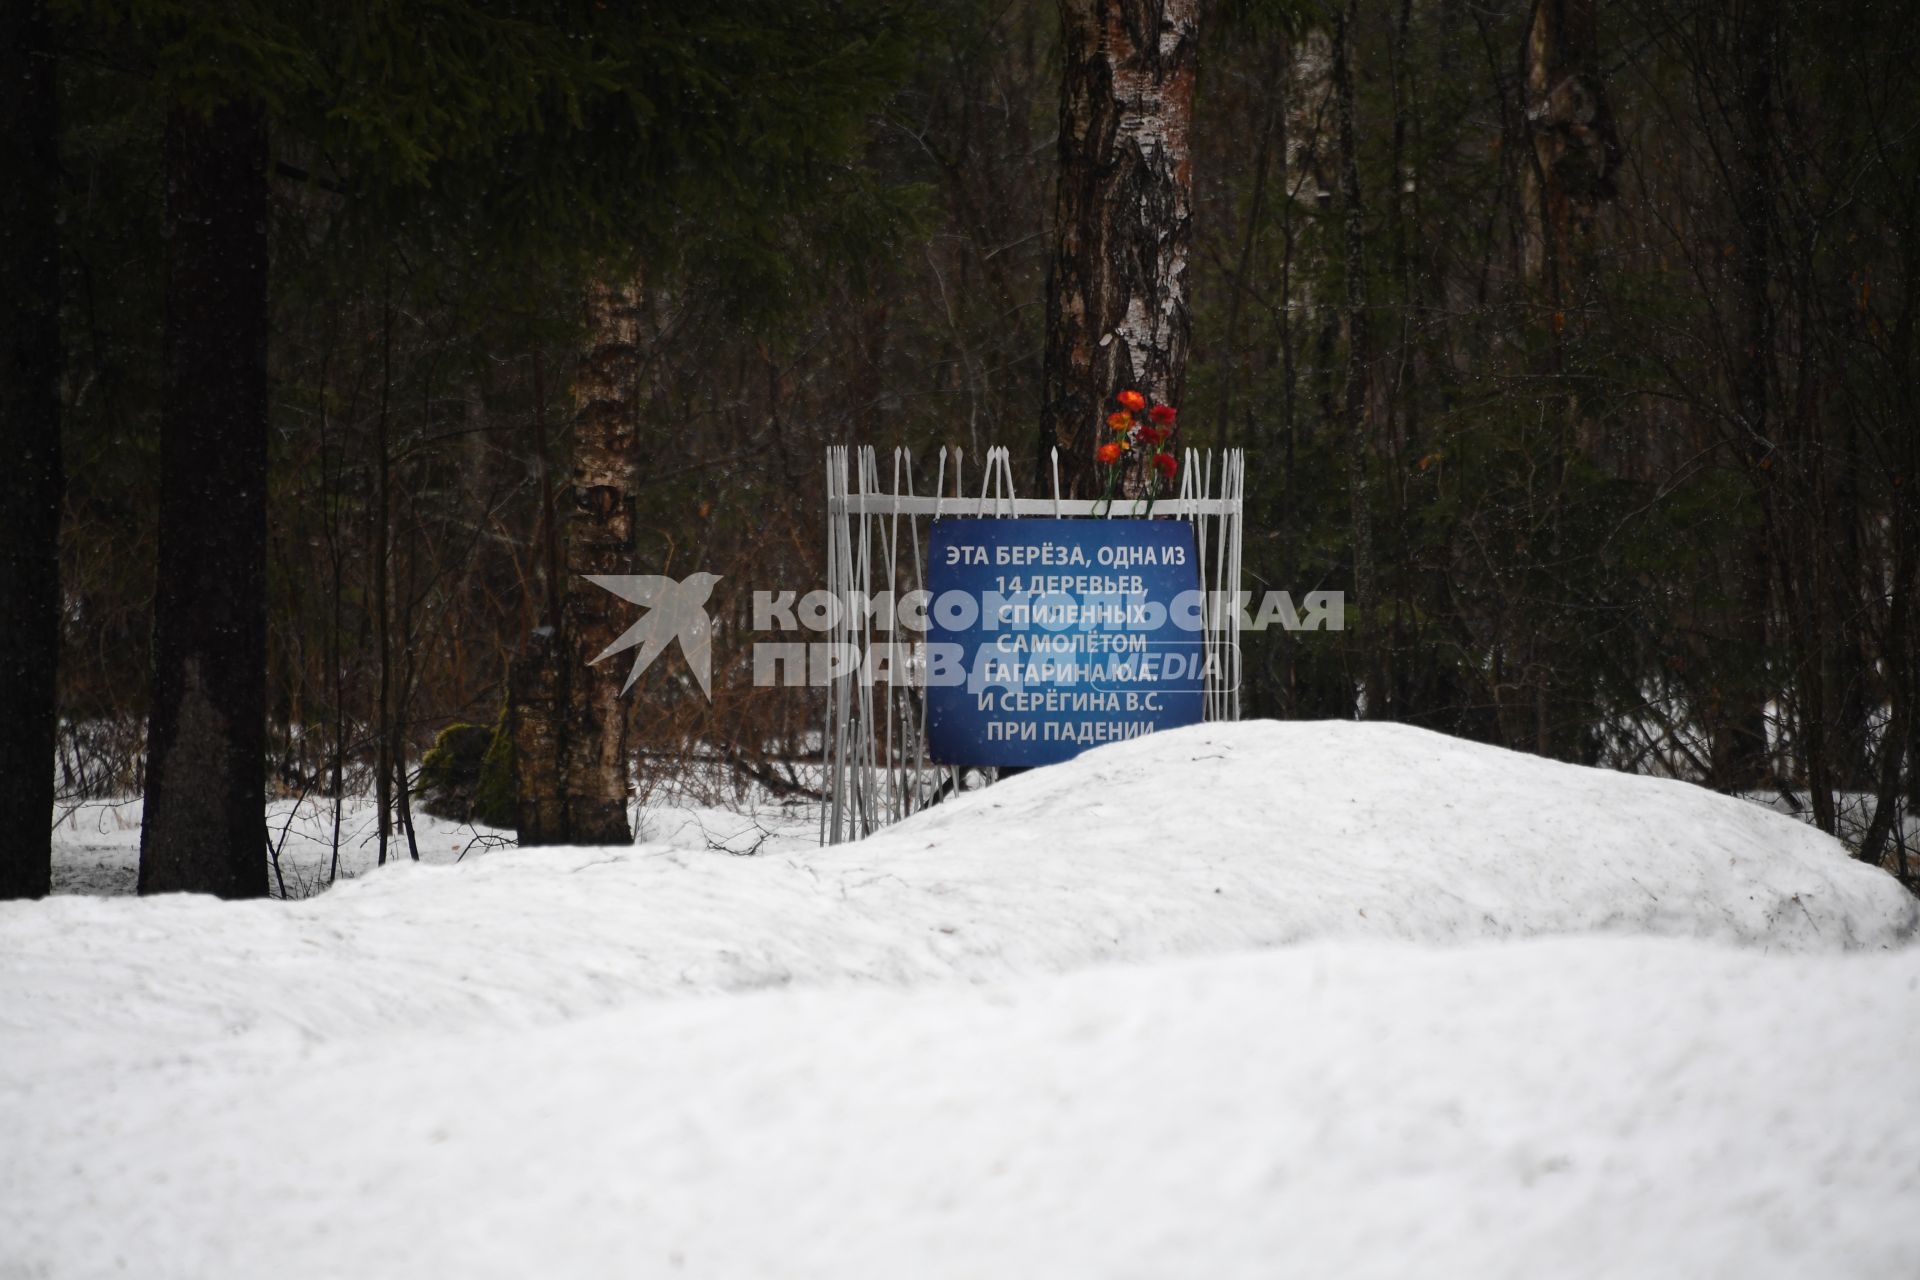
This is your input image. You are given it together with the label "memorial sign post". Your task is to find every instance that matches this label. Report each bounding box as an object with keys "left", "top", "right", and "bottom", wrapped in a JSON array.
[
  {"left": 819, "top": 444, "right": 1243, "bottom": 843},
  {"left": 924, "top": 517, "right": 1206, "bottom": 767}
]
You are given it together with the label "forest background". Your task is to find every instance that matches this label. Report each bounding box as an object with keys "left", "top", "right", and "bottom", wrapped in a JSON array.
[{"left": 4, "top": 0, "right": 1915, "bottom": 892}]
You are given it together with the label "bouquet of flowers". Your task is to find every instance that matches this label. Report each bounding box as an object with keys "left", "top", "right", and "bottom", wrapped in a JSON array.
[{"left": 1094, "top": 389, "right": 1178, "bottom": 516}]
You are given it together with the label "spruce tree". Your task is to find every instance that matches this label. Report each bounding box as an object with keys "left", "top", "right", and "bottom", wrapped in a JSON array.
[
  {"left": 0, "top": 0, "right": 62, "bottom": 899},
  {"left": 42, "top": 0, "right": 921, "bottom": 885}
]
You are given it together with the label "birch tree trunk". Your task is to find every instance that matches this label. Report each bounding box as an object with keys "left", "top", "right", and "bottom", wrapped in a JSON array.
[
  {"left": 0, "top": 0, "right": 60, "bottom": 899},
  {"left": 1041, "top": 0, "right": 1199, "bottom": 496},
  {"left": 138, "top": 99, "right": 271, "bottom": 899},
  {"left": 510, "top": 278, "right": 640, "bottom": 845}
]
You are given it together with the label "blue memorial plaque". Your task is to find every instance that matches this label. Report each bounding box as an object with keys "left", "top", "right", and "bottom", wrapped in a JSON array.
[{"left": 924, "top": 517, "right": 1206, "bottom": 767}]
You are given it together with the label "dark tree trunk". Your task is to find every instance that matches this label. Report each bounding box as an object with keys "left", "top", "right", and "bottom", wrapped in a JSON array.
[
  {"left": 1520, "top": 0, "right": 1621, "bottom": 295},
  {"left": 1210, "top": 29, "right": 1283, "bottom": 452},
  {"left": 138, "top": 100, "right": 271, "bottom": 899},
  {"left": 0, "top": 0, "right": 61, "bottom": 900},
  {"left": 1515, "top": 0, "right": 1621, "bottom": 758},
  {"left": 1855, "top": 519, "right": 1913, "bottom": 865},
  {"left": 511, "top": 278, "right": 637, "bottom": 846},
  {"left": 1040, "top": 0, "right": 1198, "bottom": 496},
  {"left": 1333, "top": 0, "right": 1379, "bottom": 717},
  {"left": 1713, "top": 0, "right": 1779, "bottom": 793},
  {"left": 373, "top": 284, "right": 395, "bottom": 864}
]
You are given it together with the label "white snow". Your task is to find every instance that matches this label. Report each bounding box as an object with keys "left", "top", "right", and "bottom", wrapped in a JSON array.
[
  {"left": 4, "top": 720, "right": 1917, "bottom": 1277},
  {"left": 46, "top": 793, "right": 518, "bottom": 897}
]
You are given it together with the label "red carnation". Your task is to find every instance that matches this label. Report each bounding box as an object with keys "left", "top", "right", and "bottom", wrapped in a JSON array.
[
  {"left": 1149, "top": 404, "right": 1177, "bottom": 425},
  {"left": 1153, "top": 451, "right": 1177, "bottom": 478}
]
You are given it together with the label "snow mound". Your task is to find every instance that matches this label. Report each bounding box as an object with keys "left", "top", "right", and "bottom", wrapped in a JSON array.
[
  {"left": 883, "top": 719, "right": 1917, "bottom": 950},
  {"left": 4, "top": 722, "right": 1917, "bottom": 1277},
  {"left": 3, "top": 721, "right": 1909, "bottom": 1074},
  {"left": 8, "top": 939, "right": 1920, "bottom": 1280}
]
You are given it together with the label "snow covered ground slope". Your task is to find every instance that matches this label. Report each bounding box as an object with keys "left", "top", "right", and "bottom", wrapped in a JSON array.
[
  {"left": 9, "top": 722, "right": 1911, "bottom": 1064},
  {"left": 3, "top": 720, "right": 1916, "bottom": 1277},
  {"left": 6, "top": 939, "right": 1918, "bottom": 1280},
  {"left": 884, "top": 719, "right": 1915, "bottom": 950}
]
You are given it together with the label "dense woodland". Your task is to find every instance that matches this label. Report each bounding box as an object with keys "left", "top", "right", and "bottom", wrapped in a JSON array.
[{"left": 2, "top": 0, "right": 1915, "bottom": 896}]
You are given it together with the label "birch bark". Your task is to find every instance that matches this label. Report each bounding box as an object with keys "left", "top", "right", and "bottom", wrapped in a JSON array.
[{"left": 1041, "top": 0, "right": 1199, "bottom": 495}]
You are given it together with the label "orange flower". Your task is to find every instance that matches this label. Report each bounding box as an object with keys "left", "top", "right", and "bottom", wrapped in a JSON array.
[
  {"left": 1149, "top": 404, "right": 1176, "bottom": 425},
  {"left": 1096, "top": 442, "right": 1123, "bottom": 465},
  {"left": 1116, "top": 389, "right": 1146, "bottom": 412},
  {"left": 1107, "top": 411, "right": 1134, "bottom": 432},
  {"left": 1153, "top": 452, "right": 1177, "bottom": 478}
]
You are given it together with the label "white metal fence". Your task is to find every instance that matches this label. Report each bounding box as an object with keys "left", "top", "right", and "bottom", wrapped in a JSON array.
[{"left": 821, "top": 444, "right": 1245, "bottom": 844}]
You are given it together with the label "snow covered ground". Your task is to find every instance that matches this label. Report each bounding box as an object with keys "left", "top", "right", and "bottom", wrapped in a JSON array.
[
  {"left": 45, "top": 781, "right": 804, "bottom": 897},
  {"left": 5, "top": 720, "right": 1917, "bottom": 1277}
]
